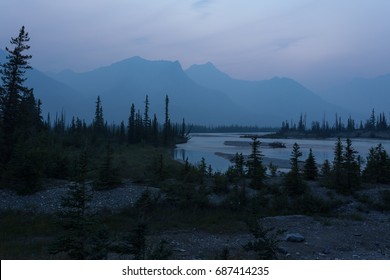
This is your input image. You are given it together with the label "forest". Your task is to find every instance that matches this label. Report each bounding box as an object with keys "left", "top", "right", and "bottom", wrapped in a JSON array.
[
  {"left": 1, "top": 27, "right": 390, "bottom": 260},
  {"left": 272, "top": 111, "right": 390, "bottom": 139}
]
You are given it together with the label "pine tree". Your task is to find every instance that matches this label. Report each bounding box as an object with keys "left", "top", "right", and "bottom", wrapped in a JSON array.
[
  {"left": 342, "top": 138, "right": 361, "bottom": 193},
  {"left": 163, "top": 95, "right": 171, "bottom": 146},
  {"left": 0, "top": 26, "right": 41, "bottom": 163},
  {"left": 181, "top": 118, "right": 186, "bottom": 138},
  {"left": 369, "top": 108, "right": 376, "bottom": 130},
  {"left": 50, "top": 149, "right": 106, "bottom": 259},
  {"left": 127, "top": 103, "right": 136, "bottom": 144},
  {"left": 304, "top": 148, "right": 318, "bottom": 180},
  {"left": 119, "top": 121, "right": 126, "bottom": 144},
  {"left": 363, "top": 144, "right": 390, "bottom": 183},
  {"left": 320, "top": 159, "right": 331, "bottom": 177},
  {"left": 198, "top": 157, "right": 207, "bottom": 184},
  {"left": 95, "top": 143, "right": 121, "bottom": 190},
  {"left": 285, "top": 142, "right": 306, "bottom": 195},
  {"left": 153, "top": 154, "right": 166, "bottom": 181},
  {"left": 93, "top": 96, "right": 104, "bottom": 135},
  {"left": 246, "top": 137, "right": 266, "bottom": 188},
  {"left": 143, "top": 95, "right": 151, "bottom": 142},
  {"left": 332, "top": 137, "right": 344, "bottom": 186},
  {"left": 151, "top": 113, "right": 159, "bottom": 146},
  {"left": 232, "top": 152, "right": 245, "bottom": 179},
  {"left": 114, "top": 219, "right": 148, "bottom": 259},
  {"left": 135, "top": 110, "right": 143, "bottom": 143}
]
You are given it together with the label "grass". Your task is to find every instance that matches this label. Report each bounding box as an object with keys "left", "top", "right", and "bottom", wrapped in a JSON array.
[
  {"left": 103, "top": 203, "right": 249, "bottom": 235},
  {"left": 99, "top": 144, "right": 183, "bottom": 182},
  {"left": 0, "top": 211, "right": 58, "bottom": 259}
]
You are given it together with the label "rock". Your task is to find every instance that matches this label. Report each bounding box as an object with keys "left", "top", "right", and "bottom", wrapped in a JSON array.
[
  {"left": 277, "top": 247, "right": 289, "bottom": 255},
  {"left": 174, "top": 248, "right": 186, "bottom": 253},
  {"left": 322, "top": 248, "right": 331, "bottom": 255},
  {"left": 286, "top": 233, "right": 305, "bottom": 243}
]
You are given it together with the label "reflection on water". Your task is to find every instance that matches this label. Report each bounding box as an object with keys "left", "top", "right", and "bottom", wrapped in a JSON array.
[
  {"left": 173, "top": 148, "right": 232, "bottom": 172},
  {"left": 174, "top": 133, "right": 390, "bottom": 172}
]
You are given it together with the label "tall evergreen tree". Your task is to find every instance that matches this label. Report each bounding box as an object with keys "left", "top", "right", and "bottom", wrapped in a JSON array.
[
  {"left": 163, "top": 95, "right": 171, "bottom": 146},
  {"left": 332, "top": 137, "right": 344, "bottom": 186},
  {"left": 143, "top": 95, "right": 151, "bottom": 142},
  {"left": 127, "top": 103, "right": 136, "bottom": 144},
  {"left": 232, "top": 152, "right": 245, "bottom": 179},
  {"left": 0, "top": 26, "right": 41, "bottom": 163},
  {"left": 304, "top": 148, "right": 318, "bottom": 180},
  {"left": 246, "top": 137, "right": 266, "bottom": 188},
  {"left": 342, "top": 138, "right": 361, "bottom": 193},
  {"left": 320, "top": 159, "right": 331, "bottom": 177},
  {"left": 198, "top": 157, "right": 207, "bottom": 184},
  {"left": 95, "top": 143, "right": 121, "bottom": 190},
  {"left": 135, "top": 110, "right": 143, "bottom": 143},
  {"left": 119, "top": 121, "right": 126, "bottom": 144},
  {"left": 93, "top": 96, "right": 104, "bottom": 134},
  {"left": 51, "top": 150, "right": 97, "bottom": 259},
  {"left": 151, "top": 113, "right": 159, "bottom": 146},
  {"left": 363, "top": 144, "right": 390, "bottom": 183},
  {"left": 368, "top": 108, "right": 376, "bottom": 129},
  {"left": 285, "top": 142, "right": 306, "bottom": 195}
]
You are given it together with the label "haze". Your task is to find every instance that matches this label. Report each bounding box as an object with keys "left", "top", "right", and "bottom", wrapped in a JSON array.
[{"left": 1, "top": 0, "right": 390, "bottom": 91}]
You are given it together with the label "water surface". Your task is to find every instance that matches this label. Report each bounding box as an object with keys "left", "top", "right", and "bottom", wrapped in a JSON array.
[{"left": 174, "top": 133, "right": 390, "bottom": 172}]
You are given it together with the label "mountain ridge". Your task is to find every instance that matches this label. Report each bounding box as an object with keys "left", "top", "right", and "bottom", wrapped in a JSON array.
[
  {"left": 2, "top": 49, "right": 385, "bottom": 126},
  {"left": 320, "top": 74, "right": 390, "bottom": 115},
  {"left": 47, "top": 55, "right": 259, "bottom": 125},
  {"left": 186, "top": 62, "right": 351, "bottom": 124}
]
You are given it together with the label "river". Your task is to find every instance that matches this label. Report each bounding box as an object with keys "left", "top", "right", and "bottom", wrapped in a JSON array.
[{"left": 174, "top": 133, "right": 390, "bottom": 172}]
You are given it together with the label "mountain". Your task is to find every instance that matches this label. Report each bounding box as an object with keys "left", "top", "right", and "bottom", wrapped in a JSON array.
[
  {"left": 1, "top": 48, "right": 356, "bottom": 126},
  {"left": 320, "top": 75, "right": 390, "bottom": 115},
  {"left": 48, "top": 56, "right": 260, "bottom": 125},
  {"left": 186, "top": 62, "right": 350, "bottom": 124},
  {"left": 0, "top": 49, "right": 85, "bottom": 121}
]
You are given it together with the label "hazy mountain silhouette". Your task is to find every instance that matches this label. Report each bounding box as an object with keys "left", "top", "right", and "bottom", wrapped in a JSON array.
[
  {"left": 186, "top": 62, "right": 350, "bottom": 124},
  {"left": 320, "top": 74, "right": 390, "bottom": 115},
  {"left": 48, "top": 56, "right": 262, "bottom": 125},
  {"left": 1, "top": 48, "right": 368, "bottom": 126},
  {"left": 0, "top": 49, "right": 85, "bottom": 121}
]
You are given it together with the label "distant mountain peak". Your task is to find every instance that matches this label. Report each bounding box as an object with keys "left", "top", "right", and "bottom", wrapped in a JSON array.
[
  {"left": 188, "top": 61, "right": 219, "bottom": 71},
  {"left": 186, "top": 62, "right": 232, "bottom": 81}
]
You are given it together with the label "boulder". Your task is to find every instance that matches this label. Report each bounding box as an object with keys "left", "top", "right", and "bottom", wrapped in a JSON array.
[{"left": 285, "top": 233, "right": 305, "bottom": 242}]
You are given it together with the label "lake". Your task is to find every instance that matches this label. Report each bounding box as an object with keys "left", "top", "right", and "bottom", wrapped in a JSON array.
[{"left": 174, "top": 133, "right": 390, "bottom": 172}]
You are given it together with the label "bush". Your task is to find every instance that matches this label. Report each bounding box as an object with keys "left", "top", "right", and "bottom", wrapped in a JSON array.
[
  {"left": 223, "top": 185, "right": 247, "bottom": 211},
  {"left": 375, "top": 190, "right": 390, "bottom": 211},
  {"left": 291, "top": 192, "right": 341, "bottom": 215},
  {"left": 243, "top": 219, "right": 283, "bottom": 260},
  {"left": 213, "top": 172, "right": 229, "bottom": 194},
  {"left": 161, "top": 181, "right": 208, "bottom": 209},
  {"left": 4, "top": 144, "right": 44, "bottom": 194}
]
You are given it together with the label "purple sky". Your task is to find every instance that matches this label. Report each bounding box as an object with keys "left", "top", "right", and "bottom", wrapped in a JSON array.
[{"left": 1, "top": 0, "right": 390, "bottom": 91}]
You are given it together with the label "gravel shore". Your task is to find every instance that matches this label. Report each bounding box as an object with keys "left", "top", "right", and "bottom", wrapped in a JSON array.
[{"left": 0, "top": 180, "right": 159, "bottom": 213}]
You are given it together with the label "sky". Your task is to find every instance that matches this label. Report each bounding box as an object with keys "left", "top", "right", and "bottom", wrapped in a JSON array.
[{"left": 1, "top": 0, "right": 390, "bottom": 91}]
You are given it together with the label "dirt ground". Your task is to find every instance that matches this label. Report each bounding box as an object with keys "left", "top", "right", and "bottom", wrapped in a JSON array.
[{"left": 152, "top": 213, "right": 390, "bottom": 260}]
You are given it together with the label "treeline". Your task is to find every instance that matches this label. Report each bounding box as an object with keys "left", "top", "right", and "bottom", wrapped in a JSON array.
[
  {"left": 226, "top": 137, "right": 390, "bottom": 195},
  {"left": 190, "top": 124, "right": 277, "bottom": 133},
  {"left": 47, "top": 94, "right": 189, "bottom": 147},
  {"left": 0, "top": 26, "right": 188, "bottom": 195},
  {"left": 279, "top": 110, "right": 390, "bottom": 137}
]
